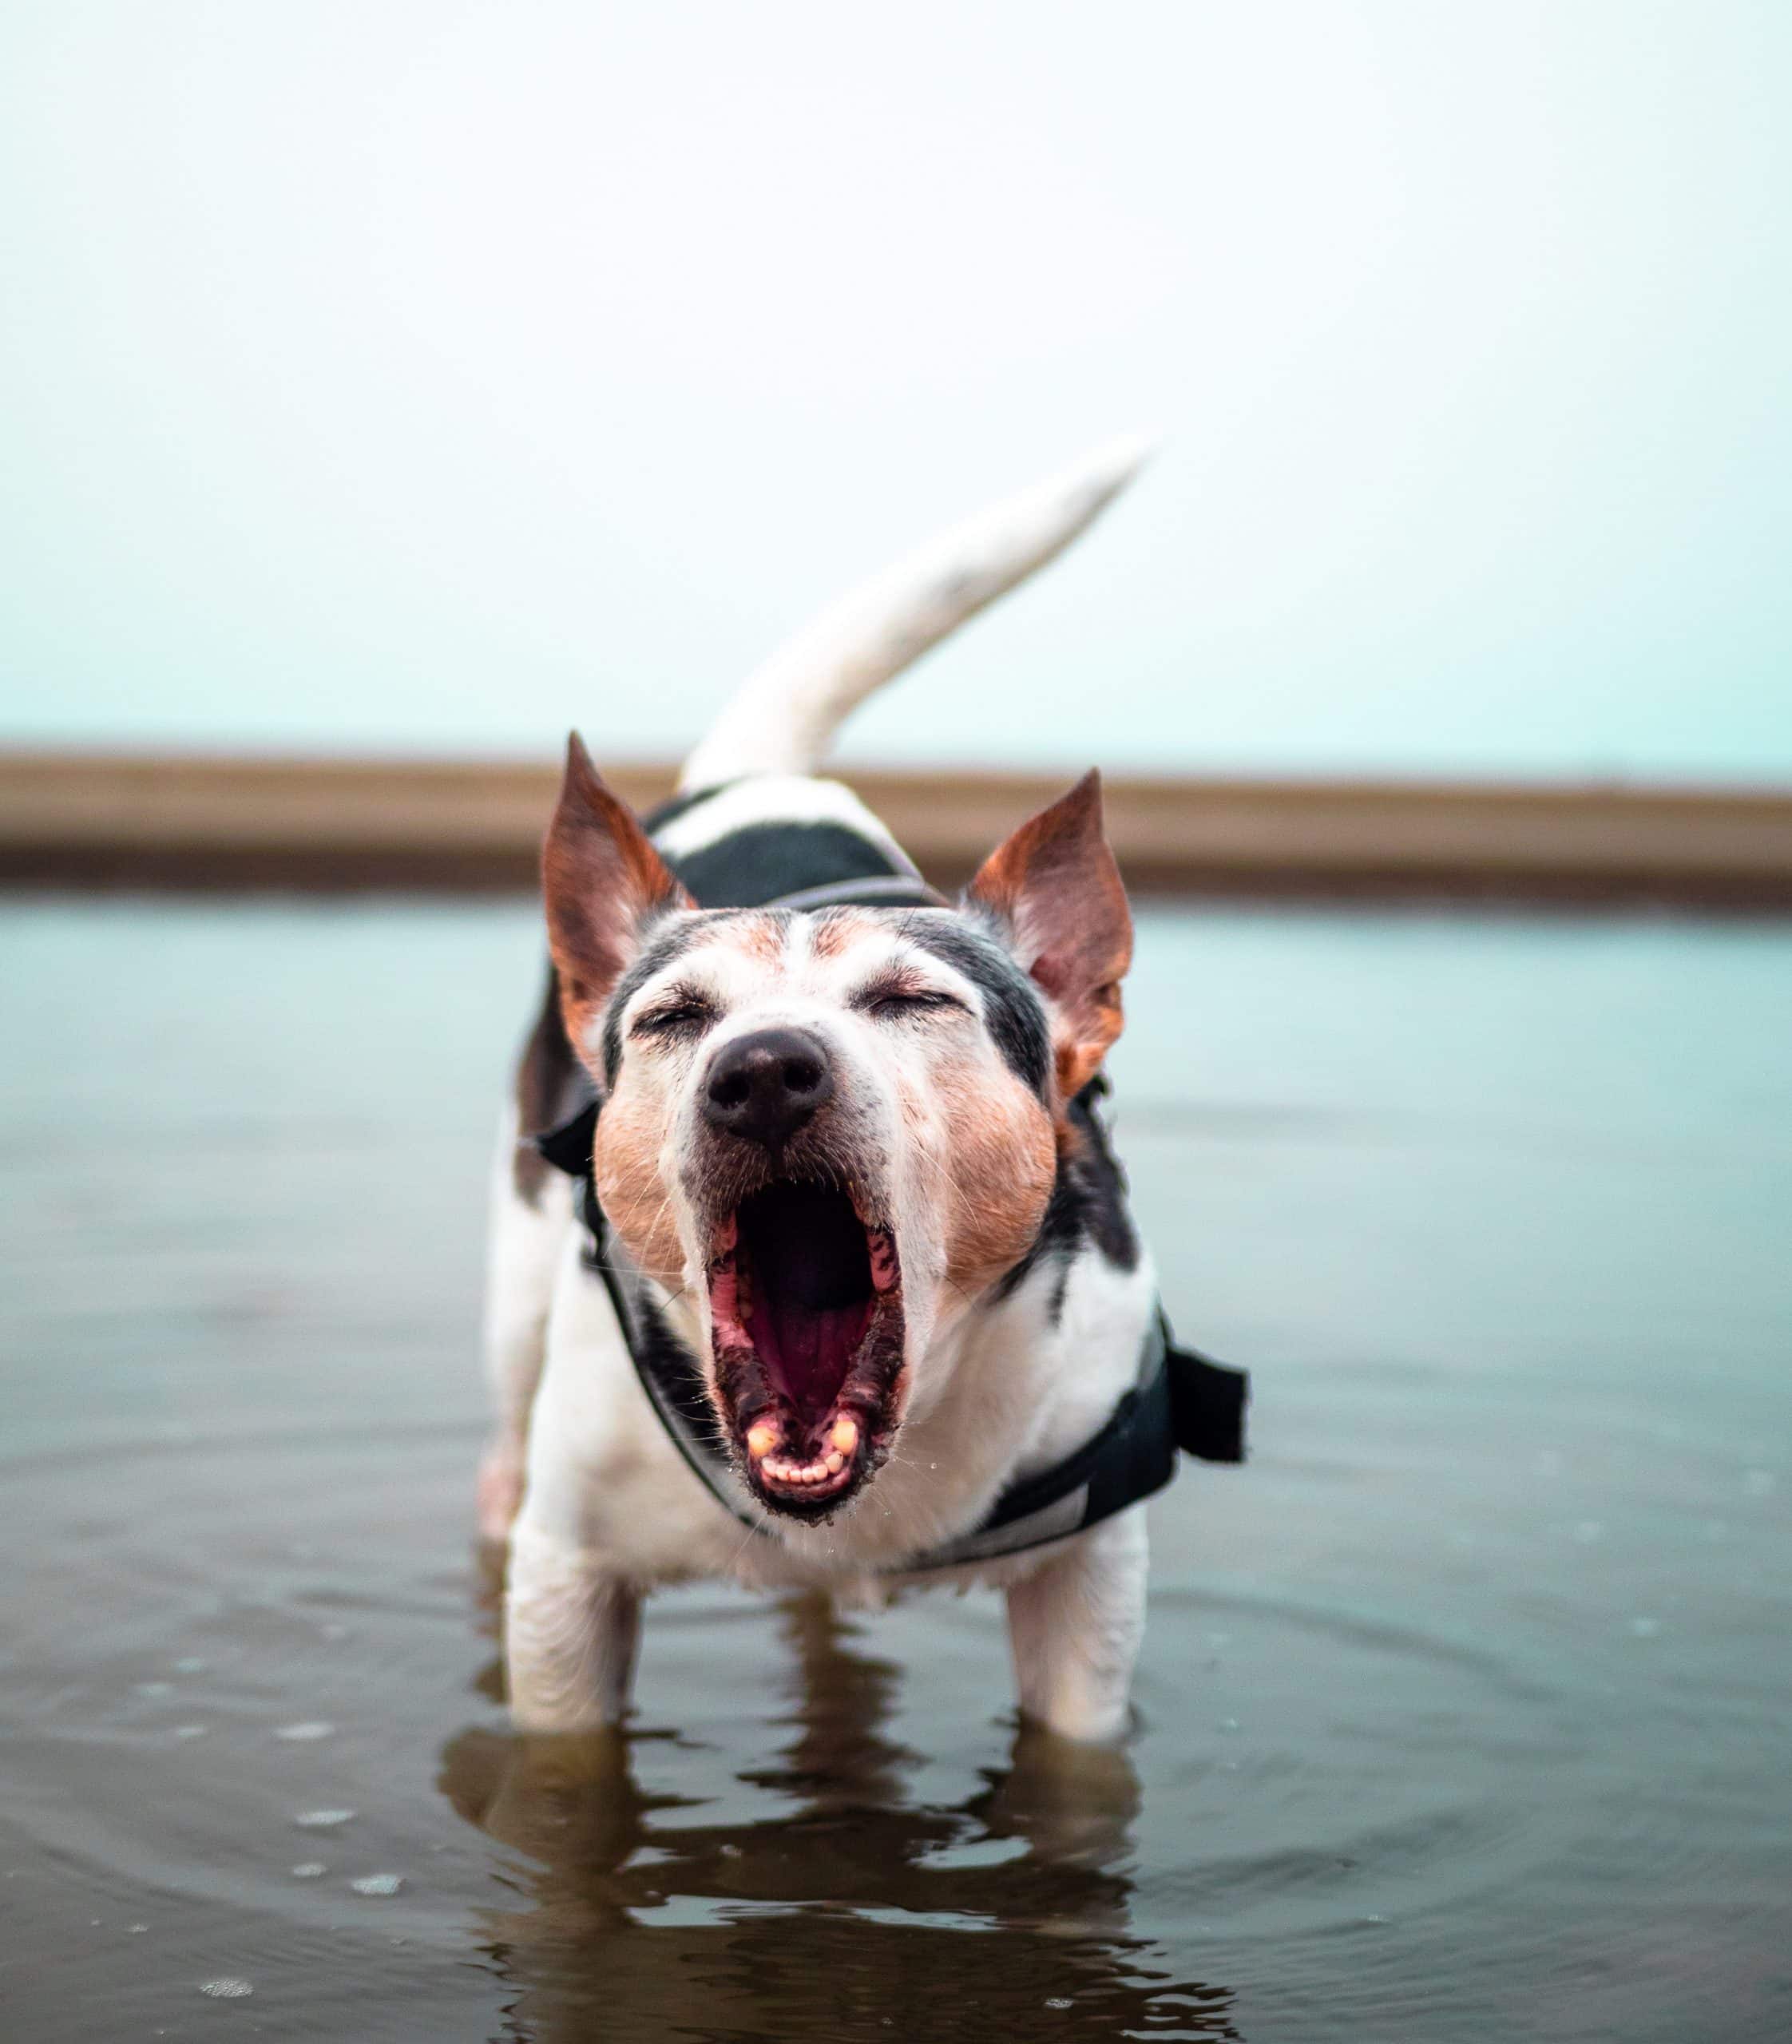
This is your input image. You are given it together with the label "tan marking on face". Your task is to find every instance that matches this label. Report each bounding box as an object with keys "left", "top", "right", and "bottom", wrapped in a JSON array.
[
  {"left": 930, "top": 1068, "right": 1058, "bottom": 1292},
  {"left": 716, "top": 914, "right": 786, "bottom": 965},
  {"left": 809, "top": 909, "right": 879, "bottom": 961},
  {"left": 593, "top": 1083, "right": 686, "bottom": 1288}
]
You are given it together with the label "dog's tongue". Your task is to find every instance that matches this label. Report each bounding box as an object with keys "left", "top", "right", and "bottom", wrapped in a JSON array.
[
  {"left": 746, "top": 1292, "right": 871, "bottom": 1420},
  {"left": 739, "top": 1187, "right": 873, "bottom": 1421}
]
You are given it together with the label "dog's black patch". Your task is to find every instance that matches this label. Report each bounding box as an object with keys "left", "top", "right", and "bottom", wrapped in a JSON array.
[
  {"left": 667, "top": 821, "right": 906, "bottom": 910},
  {"left": 1068, "top": 1076, "right": 1141, "bottom": 1273},
  {"left": 902, "top": 916, "right": 1053, "bottom": 1096}
]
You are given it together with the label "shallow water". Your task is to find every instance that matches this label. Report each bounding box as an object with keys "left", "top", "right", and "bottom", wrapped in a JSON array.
[{"left": 2, "top": 897, "right": 1788, "bottom": 2042}]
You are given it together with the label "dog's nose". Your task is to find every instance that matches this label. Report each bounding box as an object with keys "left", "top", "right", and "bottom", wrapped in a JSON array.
[{"left": 702, "top": 1027, "right": 834, "bottom": 1149}]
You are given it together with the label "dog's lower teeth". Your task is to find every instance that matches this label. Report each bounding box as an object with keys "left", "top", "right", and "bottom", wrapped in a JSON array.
[{"left": 758, "top": 1449, "right": 842, "bottom": 1487}]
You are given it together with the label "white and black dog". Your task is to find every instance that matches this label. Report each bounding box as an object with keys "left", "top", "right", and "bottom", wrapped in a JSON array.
[{"left": 479, "top": 440, "right": 1245, "bottom": 1743}]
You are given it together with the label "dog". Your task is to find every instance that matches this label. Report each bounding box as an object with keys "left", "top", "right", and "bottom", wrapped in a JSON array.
[{"left": 479, "top": 438, "right": 1243, "bottom": 1743}]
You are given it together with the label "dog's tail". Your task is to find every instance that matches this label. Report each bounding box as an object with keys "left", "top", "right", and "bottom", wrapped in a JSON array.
[{"left": 676, "top": 434, "right": 1153, "bottom": 792}]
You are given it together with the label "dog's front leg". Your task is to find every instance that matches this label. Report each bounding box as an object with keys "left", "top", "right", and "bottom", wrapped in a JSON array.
[
  {"left": 505, "top": 1519, "right": 640, "bottom": 1733},
  {"left": 1005, "top": 1505, "right": 1148, "bottom": 1743},
  {"left": 500, "top": 1227, "right": 660, "bottom": 1733}
]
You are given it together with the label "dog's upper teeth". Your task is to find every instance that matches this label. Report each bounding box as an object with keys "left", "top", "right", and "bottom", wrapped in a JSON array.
[{"left": 746, "top": 1420, "right": 780, "bottom": 1460}]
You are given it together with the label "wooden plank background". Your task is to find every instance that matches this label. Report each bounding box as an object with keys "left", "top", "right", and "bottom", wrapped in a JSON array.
[{"left": 4, "top": 749, "right": 1791, "bottom": 906}]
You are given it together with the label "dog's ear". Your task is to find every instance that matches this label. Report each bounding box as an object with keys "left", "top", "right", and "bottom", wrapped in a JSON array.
[
  {"left": 966, "top": 770, "right": 1133, "bottom": 1103},
  {"left": 542, "top": 733, "right": 692, "bottom": 1059}
]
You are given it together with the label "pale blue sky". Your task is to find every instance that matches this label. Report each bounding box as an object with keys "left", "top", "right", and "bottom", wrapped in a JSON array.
[{"left": 2, "top": 2, "right": 1787, "bottom": 781}]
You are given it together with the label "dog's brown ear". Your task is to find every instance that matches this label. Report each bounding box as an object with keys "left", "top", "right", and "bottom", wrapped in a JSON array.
[
  {"left": 542, "top": 734, "right": 692, "bottom": 1060},
  {"left": 966, "top": 770, "right": 1133, "bottom": 1103}
]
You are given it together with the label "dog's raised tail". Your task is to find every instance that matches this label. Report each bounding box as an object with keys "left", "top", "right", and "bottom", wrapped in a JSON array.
[{"left": 676, "top": 434, "right": 1153, "bottom": 792}]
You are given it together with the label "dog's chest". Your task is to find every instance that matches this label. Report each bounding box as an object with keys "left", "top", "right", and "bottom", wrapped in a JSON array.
[{"left": 557, "top": 1229, "right": 1160, "bottom": 1590}]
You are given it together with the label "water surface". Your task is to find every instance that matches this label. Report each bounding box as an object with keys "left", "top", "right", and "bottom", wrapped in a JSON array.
[{"left": 2, "top": 899, "right": 1787, "bottom": 2041}]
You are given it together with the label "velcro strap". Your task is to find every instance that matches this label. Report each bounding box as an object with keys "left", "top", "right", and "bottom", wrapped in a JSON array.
[{"left": 1165, "top": 1330, "right": 1249, "bottom": 1464}]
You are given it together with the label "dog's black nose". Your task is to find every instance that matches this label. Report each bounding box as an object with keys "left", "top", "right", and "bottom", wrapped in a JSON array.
[{"left": 702, "top": 1028, "right": 834, "bottom": 1149}]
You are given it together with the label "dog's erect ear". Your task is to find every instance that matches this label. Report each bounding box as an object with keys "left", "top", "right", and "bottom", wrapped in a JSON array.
[
  {"left": 542, "top": 733, "right": 692, "bottom": 1059},
  {"left": 966, "top": 770, "right": 1133, "bottom": 1103}
]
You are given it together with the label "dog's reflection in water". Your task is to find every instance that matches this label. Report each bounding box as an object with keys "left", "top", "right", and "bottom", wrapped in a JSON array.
[{"left": 439, "top": 1598, "right": 1235, "bottom": 2042}]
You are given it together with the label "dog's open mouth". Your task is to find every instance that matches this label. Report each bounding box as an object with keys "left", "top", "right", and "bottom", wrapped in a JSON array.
[{"left": 707, "top": 1183, "right": 904, "bottom": 1516}]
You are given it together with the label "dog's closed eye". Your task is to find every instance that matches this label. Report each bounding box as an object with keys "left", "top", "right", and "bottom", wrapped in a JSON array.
[
  {"left": 853, "top": 975, "right": 969, "bottom": 1021},
  {"left": 630, "top": 988, "right": 718, "bottom": 1040}
]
